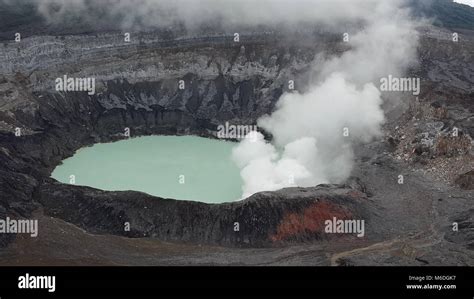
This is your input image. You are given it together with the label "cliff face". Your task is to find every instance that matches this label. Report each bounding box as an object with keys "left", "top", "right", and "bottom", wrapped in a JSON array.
[
  {"left": 1, "top": 32, "right": 343, "bottom": 124},
  {"left": 0, "top": 26, "right": 472, "bottom": 265},
  {"left": 36, "top": 182, "right": 370, "bottom": 247}
]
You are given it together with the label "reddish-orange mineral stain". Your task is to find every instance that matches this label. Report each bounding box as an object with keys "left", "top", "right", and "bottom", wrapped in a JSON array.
[{"left": 270, "top": 200, "right": 353, "bottom": 242}]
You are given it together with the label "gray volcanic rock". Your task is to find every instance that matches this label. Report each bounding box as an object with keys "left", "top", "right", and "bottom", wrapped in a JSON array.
[
  {"left": 37, "top": 182, "right": 370, "bottom": 247},
  {"left": 445, "top": 208, "right": 474, "bottom": 250},
  {"left": 0, "top": 32, "right": 342, "bottom": 125},
  {"left": 455, "top": 170, "right": 474, "bottom": 190}
]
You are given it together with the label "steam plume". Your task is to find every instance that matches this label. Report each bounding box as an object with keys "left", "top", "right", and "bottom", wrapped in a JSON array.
[
  {"left": 13, "top": 0, "right": 403, "bottom": 31},
  {"left": 232, "top": 1, "right": 420, "bottom": 198}
]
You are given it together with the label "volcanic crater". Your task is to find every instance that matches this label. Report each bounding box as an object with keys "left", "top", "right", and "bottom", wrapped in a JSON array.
[{"left": 0, "top": 21, "right": 472, "bottom": 265}]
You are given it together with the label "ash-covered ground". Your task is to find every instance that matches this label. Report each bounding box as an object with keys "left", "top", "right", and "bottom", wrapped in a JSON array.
[{"left": 0, "top": 0, "right": 472, "bottom": 265}]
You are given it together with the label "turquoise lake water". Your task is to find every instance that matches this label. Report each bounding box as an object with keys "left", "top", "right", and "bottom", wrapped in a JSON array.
[{"left": 51, "top": 136, "right": 242, "bottom": 203}]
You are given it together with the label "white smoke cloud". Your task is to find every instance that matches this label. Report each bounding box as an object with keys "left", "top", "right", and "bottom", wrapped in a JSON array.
[
  {"left": 234, "top": 74, "right": 385, "bottom": 198},
  {"left": 230, "top": 1, "right": 420, "bottom": 199},
  {"left": 30, "top": 0, "right": 392, "bottom": 30}
]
